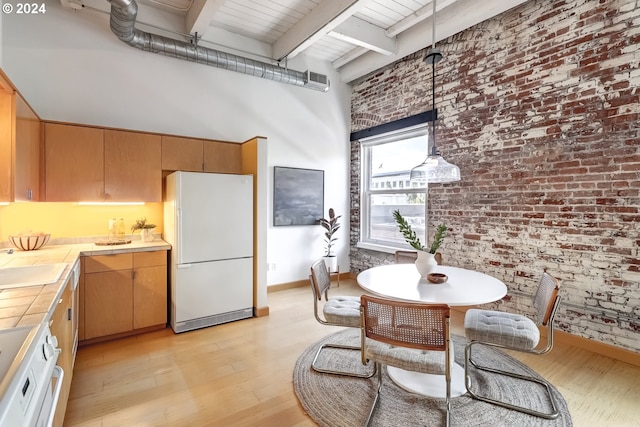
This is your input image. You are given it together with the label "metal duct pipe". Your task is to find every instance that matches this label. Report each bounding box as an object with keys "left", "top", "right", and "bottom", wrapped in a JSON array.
[{"left": 106, "top": 0, "right": 329, "bottom": 91}]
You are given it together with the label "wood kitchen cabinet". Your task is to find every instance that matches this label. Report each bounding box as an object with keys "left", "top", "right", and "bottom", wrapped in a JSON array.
[
  {"left": 49, "top": 276, "right": 74, "bottom": 427},
  {"left": 162, "top": 135, "right": 204, "bottom": 172},
  {"left": 43, "top": 120, "right": 244, "bottom": 201},
  {"left": 85, "top": 267, "right": 133, "bottom": 339},
  {"left": 82, "top": 250, "right": 167, "bottom": 342},
  {"left": 44, "top": 123, "right": 104, "bottom": 201},
  {"left": 104, "top": 129, "right": 162, "bottom": 201},
  {"left": 203, "top": 140, "right": 242, "bottom": 173},
  {"left": 42, "top": 120, "right": 249, "bottom": 201},
  {"left": 13, "top": 94, "right": 41, "bottom": 201},
  {"left": 44, "top": 124, "right": 162, "bottom": 202},
  {"left": 0, "top": 84, "right": 42, "bottom": 202},
  {"left": 78, "top": 258, "right": 85, "bottom": 341},
  {"left": 162, "top": 136, "right": 242, "bottom": 174},
  {"left": 0, "top": 87, "right": 11, "bottom": 201},
  {"left": 133, "top": 250, "right": 168, "bottom": 329}
]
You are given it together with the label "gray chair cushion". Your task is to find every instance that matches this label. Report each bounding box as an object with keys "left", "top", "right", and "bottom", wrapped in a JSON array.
[
  {"left": 324, "top": 296, "right": 361, "bottom": 327},
  {"left": 364, "top": 339, "right": 454, "bottom": 375},
  {"left": 465, "top": 308, "right": 540, "bottom": 351}
]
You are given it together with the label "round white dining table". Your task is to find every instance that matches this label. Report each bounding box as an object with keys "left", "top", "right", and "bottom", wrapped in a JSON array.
[{"left": 356, "top": 263, "right": 507, "bottom": 398}]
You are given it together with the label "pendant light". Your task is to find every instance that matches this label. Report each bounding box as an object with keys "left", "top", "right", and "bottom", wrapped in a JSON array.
[{"left": 410, "top": 0, "right": 460, "bottom": 184}]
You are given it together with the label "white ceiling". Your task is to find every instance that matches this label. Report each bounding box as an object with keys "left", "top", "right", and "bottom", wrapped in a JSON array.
[{"left": 64, "top": 0, "right": 529, "bottom": 83}]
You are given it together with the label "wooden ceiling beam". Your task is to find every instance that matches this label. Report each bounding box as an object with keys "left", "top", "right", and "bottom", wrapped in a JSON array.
[
  {"left": 329, "top": 17, "right": 396, "bottom": 56},
  {"left": 185, "top": 0, "right": 225, "bottom": 37},
  {"left": 272, "top": 0, "right": 372, "bottom": 61}
]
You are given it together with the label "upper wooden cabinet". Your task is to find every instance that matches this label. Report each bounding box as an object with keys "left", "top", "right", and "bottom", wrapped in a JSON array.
[
  {"left": 203, "top": 140, "right": 242, "bottom": 173},
  {"left": 14, "top": 95, "right": 41, "bottom": 201},
  {"left": 162, "top": 136, "right": 242, "bottom": 174},
  {"left": 104, "top": 130, "right": 161, "bottom": 202},
  {"left": 0, "top": 88, "right": 42, "bottom": 202},
  {"left": 162, "top": 135, "right": 203, "bottom": 172},
  {"left": 0, "top": 89, "right": 13, "bottom": 201},
  {"left": 45, "top": 123, "right": 104, "bottom": 201},
  {"left": 44, "top": 124, "right": 162, "bottom": 202}
]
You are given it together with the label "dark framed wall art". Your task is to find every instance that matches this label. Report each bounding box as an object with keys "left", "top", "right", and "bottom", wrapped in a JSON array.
[{"left": 273, "top": 166, "right": 324, "bottom": 226}]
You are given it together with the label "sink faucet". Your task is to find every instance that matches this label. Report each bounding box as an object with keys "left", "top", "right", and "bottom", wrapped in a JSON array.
[{"left": 0, "top": 248, "right": 14, "bottom": 254}]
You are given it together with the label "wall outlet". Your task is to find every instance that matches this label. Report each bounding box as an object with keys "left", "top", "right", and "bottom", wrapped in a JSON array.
[{"left": 267, "top": 263, "right": 276, "bottom": 271}]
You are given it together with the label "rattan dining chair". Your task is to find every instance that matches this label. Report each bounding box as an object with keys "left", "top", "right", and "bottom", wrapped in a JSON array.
[
  {"left": 464, "top": 270, "right": 562, "bottom": 419},
  {"left": 309, "top": 259, "right": 375, "bottom": 378},
  {"left": 395, "top": 250, "right": 443, "bottom": 265},
  {"left": 360, "top": 294, "right": 452, "bottom": 427}
]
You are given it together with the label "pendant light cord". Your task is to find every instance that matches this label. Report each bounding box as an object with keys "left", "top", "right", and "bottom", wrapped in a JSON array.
[
  {"left": 409, "top": 0, "right": 461, "bottom": 183},
  {"left": 432, "top": 0, "right": 437, "bottom": 50},
  {"left": 431, "top": 59, "right": 437, "bottom": 156},
  {"left": 431, "top": 0, "right": 437, "bottom": 157}
]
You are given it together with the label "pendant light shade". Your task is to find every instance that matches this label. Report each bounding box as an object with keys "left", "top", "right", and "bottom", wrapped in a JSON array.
[
  {"left": 410, "top": 0, "right": 460, "bottom": 184},
  {"left": 410, "top": 152, "right": 461, "bottom": 183}
]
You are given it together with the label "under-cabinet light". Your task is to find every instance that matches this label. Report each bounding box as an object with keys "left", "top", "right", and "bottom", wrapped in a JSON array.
[{"left": 77, "top": 202, "right": 145, "bottom": 206}]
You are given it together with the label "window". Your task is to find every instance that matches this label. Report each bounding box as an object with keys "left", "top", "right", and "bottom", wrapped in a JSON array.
[{"left": 359, "top": 126, "right": 428, "bottom": 251}]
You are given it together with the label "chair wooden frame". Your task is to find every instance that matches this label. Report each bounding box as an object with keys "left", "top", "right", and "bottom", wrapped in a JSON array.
[
  {"left": 394, "top": 250, "right": 442, "bottom": 265},
  {"left": 360, "top": 294, "right": 451, "bottom": 427},
  {"left": 309, "top": 259, "right": 375, "bottom": 378},
  {"left": 464, "top": 271, "right": 562, "bottom": 419}
]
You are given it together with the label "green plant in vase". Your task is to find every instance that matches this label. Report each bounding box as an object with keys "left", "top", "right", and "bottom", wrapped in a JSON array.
[
  {"left": 319, "top": 208, "right": 341, "bottom": 272},
  {"left": 393, "top": 210, "right": 447, "bottom": 277},
  {"left": 131, "top": 217, "right": 156, "bottom": 242},
  {"left": 392, "top": 210, "right": 446, "bottom": 254}
]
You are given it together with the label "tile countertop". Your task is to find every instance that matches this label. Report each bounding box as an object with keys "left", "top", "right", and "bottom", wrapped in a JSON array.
[{"left": 0, "top": 239, "right": 171, "bottom": 330}]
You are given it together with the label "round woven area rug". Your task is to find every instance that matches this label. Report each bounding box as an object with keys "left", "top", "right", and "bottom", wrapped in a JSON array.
[{"left": 294, "top": 329, "right": 572, "bottom": 427}]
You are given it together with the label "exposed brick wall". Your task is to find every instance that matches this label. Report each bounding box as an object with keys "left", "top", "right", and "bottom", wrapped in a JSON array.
[{"left": 350, "top": 0, "right": 640, "bottom": 352}]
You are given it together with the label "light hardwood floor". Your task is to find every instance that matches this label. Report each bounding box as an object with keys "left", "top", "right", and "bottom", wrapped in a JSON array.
[{"left": 65, "top": 280, "right": 640, "bottom": 427}]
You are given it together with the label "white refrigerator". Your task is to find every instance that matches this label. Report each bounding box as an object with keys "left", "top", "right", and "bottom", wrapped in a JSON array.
[{"left": 164, "top": 171, "right": 254, "bottom": 333}]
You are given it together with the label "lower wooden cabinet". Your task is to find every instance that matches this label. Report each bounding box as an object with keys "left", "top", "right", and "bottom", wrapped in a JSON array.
[
  {"left": 133, "top": 251, "right": 168, "bottom": 329},
  {"left": 81, "top": 250, "right": 167, "bottom": 342},
  {"left": 85, "top": 269, "right": 133, "bottom": 338},
  {"left": 49, "top": 276, "right": 74, "bottom": 427}
]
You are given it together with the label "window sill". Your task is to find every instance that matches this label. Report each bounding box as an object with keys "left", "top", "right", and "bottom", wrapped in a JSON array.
[{"left": 355, "top": 242, "right": 402, "bottom": 254}]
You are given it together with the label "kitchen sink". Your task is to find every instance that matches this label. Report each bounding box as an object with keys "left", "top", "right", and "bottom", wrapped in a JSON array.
[{"left": 0, "top": 263, "right": 68, "bottom": 290}]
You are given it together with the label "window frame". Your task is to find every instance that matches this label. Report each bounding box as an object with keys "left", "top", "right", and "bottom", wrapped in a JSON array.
[{"left": 358, "top": 125, "right": 429, "bottom": 253}]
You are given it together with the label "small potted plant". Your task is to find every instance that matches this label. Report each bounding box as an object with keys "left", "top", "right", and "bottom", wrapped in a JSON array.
[
  {"left": 319, "top": 208, "right": 341, "bottom": 272},
  {"left": 393, "top": 209, "right": 447, "bottom": 277},
  {"left": 131, "top": 217, "right": 156, "bottom": 242}
]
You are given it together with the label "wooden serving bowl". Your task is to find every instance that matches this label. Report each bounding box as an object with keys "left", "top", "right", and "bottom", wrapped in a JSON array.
[{"left": 427, "top": 273, "right": 448, "bottom": 284}]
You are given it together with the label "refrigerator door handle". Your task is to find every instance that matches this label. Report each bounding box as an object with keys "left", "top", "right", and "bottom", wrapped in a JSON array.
[
  {"left": 177, "top": 264, "right": 192, "bottom": 269},
  {"left": 176, "top": 206, "right": 183, "bottom": 264}
]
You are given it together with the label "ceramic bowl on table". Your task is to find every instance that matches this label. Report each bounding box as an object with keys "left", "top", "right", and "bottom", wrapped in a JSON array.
[{"left": 9, "top": 234, "right": 51, "bottom": 251}]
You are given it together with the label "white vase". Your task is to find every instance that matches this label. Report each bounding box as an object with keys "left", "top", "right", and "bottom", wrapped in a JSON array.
[
  {"left": 415, "top": 251, "right": 438, "bottom": 277},
  {"left": 141, "top": 228, "right": 155, "bottom": 242},
  {"left": 323, "top": 255, "right": 338, "bottom": 273}
]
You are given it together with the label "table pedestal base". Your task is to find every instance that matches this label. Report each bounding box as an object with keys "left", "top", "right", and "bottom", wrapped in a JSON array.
[{"left": 387, "top": 363, "right": 467, "bottom": 398}]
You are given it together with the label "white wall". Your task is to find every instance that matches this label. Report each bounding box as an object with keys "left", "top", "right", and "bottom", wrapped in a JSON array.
[{"left": 2, "top": 2, "right": 352, "bottom": 288}]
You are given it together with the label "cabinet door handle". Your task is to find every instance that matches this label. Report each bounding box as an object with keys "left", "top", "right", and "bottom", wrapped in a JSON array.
[
  {"left": 58, "top": 298, "right": 63, "bottom": 305},
  {"left": 68, "top": 307, "right": 72, "bottom": 321}
]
